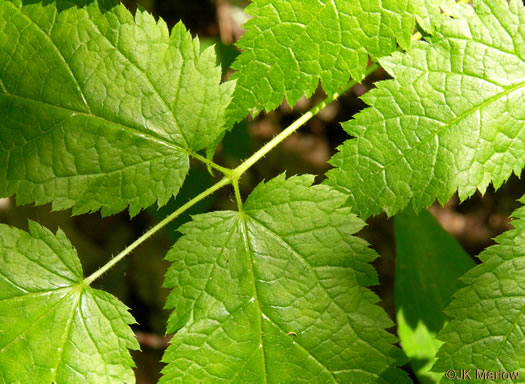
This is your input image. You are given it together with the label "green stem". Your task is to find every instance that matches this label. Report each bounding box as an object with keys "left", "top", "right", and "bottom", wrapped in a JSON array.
[
  {"left": 85, "top": 64, "right": 381, "bottom": 284},
  {"left": 232, "top": 178, "right": 244, "bottom": 213},
  {"left": 191, "top": 152, "right": 233, "bottom": 176},
  {"left": 83, "top": 176, "right": 232, "bottom": 286},
  {"left": 232, "top": 63, "right": 379, "bottom": 179}
]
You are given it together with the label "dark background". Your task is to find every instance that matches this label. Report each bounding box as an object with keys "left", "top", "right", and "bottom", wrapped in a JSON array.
[{"left": 1, "top": 1, "right": 523, "bottom": 382}]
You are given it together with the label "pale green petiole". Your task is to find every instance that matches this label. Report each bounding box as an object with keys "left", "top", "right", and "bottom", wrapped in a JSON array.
[
  {"left": 84, "top": 176, "right": 232, "bottom": 285},
  {"left": 86, "top": 63, "right": 380, "bottom": 284}
]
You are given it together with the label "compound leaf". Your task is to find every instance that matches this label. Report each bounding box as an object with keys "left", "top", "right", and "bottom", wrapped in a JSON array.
[
  {"left": 0, "top": 221, "right": 139, "bottom": 383},
  {"left": 0, "top": 0, "right": 234, "bottom": 217},
  {"left": 326, "top": 0, "right": 525, "bottom": 219},
  {"left": 162, "top": 174, "right": 409, "bottom": 383},
  {"left": 226, "top": 0, "right": 416, "bottom": 124},
  {"left": 433, "top": 196, "right": 525, "bottom": 380}
]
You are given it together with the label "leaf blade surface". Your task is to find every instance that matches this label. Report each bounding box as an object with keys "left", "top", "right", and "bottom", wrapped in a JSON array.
[
  {"left": 226, "top": 0, "right": 416, "bottom": 124},
  {"left": 162, "top": 174, "right": 409, "bottom": 383},
  {"left": 434, "top": 197, "right": 525, "bottom": 381},
  {"left": 0, "top": 0, "right": 233, "bottom": 216},
  {"left": 326, "top": 0, "right": 525, "bottom": 218},
  {"left": 0, "top": 221, "right": 139, "bottom": 383}
]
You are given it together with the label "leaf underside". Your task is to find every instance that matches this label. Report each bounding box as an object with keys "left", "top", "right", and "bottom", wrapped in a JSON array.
[
  {"left": 326, "top": 0, "right": 525, "bottom": 219},
  {"left": 0, "top": 221, "right": 139, "bottom": 383},
  {"left": 433, "top": 196, "right": 525, "bottom": 382},
  {"left": 226, "top": 0, "right": 416, "bottom": 124},
  {"left": 0, "top": 0, "right": 233, "bottom": 217},
  {"left": 162, "top": 174, "right": 409, "bottom": 384}
]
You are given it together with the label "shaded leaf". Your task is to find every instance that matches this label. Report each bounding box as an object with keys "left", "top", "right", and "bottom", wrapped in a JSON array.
[{"left": 395, "top": 209, "right": 475, "bottom": 383}]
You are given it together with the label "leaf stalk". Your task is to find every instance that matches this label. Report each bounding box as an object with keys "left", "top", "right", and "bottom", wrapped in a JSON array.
[
  {"left": 231, "top": 63, "right": 380, "bottom": 179},
  {"left": 87, "top": 63, "right": 380, "bottom": 283},
  {"left": 83, "top": 176, "right": 232, "bottom": 285},
  {"left": 190, "top": 152, "right": 233, "bottom": 177}
]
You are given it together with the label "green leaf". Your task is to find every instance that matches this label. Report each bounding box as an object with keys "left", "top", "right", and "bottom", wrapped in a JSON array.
[
  {"left": 413, "top": 0, "right": 457, "bottom": 33},
  {"left": 0, "top": 0, "right": 234, "bottom": 217},
  {"left": 395, "top": 209, "right": 475, "bottom": 384},
  {"left": 326, "top": 0, "right": 525, "bottom": 219},
  {"left": 162, "top": 174, "right": 409, "bottom": 383},
  {"left": 433, "top": 197, "right": 525, "bottom": 380},
  {"left": 226, "top": 0, "right": 415, "bottom": 124},
  {"left": 0, "top": 221, "right": 139, "bottom": 383}
]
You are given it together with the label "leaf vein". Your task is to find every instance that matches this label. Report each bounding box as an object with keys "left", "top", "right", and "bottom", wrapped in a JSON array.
[
  {"left": 339, "top": 78, "right": 525, "bottom": 198},
  {"left": 6, "top": 1, "right": 92, "bottom": 114},
  {"left": 247, "top": 216, "right": 387, "bottom": 361},
  {"left": 0, "top": 92, "right": 183, "bottom": 154},
  {"left": 85, "top": 16, "right": 190, "bottom": 150},
  {"left": 79, "top": 292, "right": 111, "bottom": 381},
  {"left": 237, "top": 215, "right": 269, "bottom": 384},
  {"left": 0, "top": 287, "right": 74, "bottom": 354},
  {"left": 50, "top": 290, "right": 82, "bottom": 382}
]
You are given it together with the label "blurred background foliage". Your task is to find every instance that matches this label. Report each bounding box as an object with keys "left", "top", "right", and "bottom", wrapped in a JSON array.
[{"left": 1, "top": 0, "right": 524, "bottom": 382}]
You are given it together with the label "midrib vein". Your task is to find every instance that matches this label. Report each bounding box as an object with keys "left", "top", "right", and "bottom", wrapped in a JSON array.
[
  {"left": 8, "top": 1, "right": 92, "bottom": 114},
  {"left": 237, "top": 214, "right": 269, "bottom": 384},
  {"left": 0, "top": 287, "right": 74, "bottom": 354},
  {"left": 339, "top": 78, "right": 525, "bottom": 191},
  {"left": 0, "top": 92, "right": 184, "bottom": 153},
  {"left": 3, "top": 1, "right": 192, "bottom": 153}
]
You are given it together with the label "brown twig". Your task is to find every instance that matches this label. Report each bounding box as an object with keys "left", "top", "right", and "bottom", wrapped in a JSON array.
[
  {"left": 216, "top": 0, "right": 233, "bottom": 44},
  {"left": 135, "top": 331, "right": 172, "bottom": 350}
]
